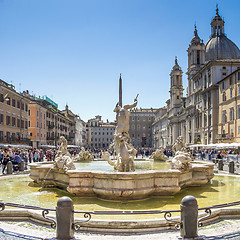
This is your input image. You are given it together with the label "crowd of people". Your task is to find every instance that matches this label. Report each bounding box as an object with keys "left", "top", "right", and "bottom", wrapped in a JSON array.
[
  {"left": 189, "top": 149, "right": 240, "bottom": 161},
  {"left": 1, "top": 145, "right": 240, "bottom": 175}
]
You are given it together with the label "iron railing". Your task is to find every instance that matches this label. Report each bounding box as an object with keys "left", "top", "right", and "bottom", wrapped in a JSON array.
[{"left": 1, "top": 199, "right": 240, "bottom": 230}]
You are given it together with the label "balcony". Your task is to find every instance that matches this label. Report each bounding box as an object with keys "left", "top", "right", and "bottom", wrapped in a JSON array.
[
  {"left": 0, "top": 137, "right": 31, "bottom": 145},
  {"left": 216, "top": 133, "right": 233, "bottom": 141}
]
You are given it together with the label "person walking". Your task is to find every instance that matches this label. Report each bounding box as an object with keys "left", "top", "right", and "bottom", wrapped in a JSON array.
[
  {"left": 28, "top": 149, "right": 33, "bottom": 163},
  {"left": 2, "top": 149, "right": 10, "bottom": 174}
]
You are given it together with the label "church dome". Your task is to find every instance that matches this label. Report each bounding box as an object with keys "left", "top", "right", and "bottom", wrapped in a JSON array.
[
  {"left": 205, "top": 7, "right": 240, "bottom": 62},
  {"left": 205, "top": 35, "right": 240, "bottom": 61}
]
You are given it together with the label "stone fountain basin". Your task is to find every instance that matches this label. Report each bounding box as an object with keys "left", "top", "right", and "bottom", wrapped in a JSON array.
[{"left": 29, "top": 161, "right": 214, "bottom": 200}]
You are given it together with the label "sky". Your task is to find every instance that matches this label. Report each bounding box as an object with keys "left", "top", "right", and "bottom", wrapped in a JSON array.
[{"left": 0, "top": 0, "right": 240, "bottom": 122}]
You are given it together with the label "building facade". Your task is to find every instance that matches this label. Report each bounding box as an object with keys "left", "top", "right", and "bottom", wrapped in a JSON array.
[
  {"left": 183, "top": 8, "right": 240, "bottom": 146},
  {"left": 0, "top": 80, "right": 30, "bottom": 145},
  {"left": 218, "top": 70, "right": 240, "bottom": 142},
  {"left": 87, "top": 115, "right": 116, "bottom": 149},
  {"left": 152, "top": 107, "right": 168, "bottom": 148},
  {"left": 28, "top": 101, "right": 47, "bottom": 148},
  {"left": 129, "top": 108, "right": 157, "bottom": 148}
]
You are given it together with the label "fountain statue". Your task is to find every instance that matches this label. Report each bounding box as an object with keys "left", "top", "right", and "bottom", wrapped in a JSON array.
[
  {"left": 170, "top": 136, "right": 193, "bottom": 170},
  {"left": 29, "top": 76, "right": 214, "bottom": 201},
  {"left": 150, "top": 147, "right": 168, "bottom": 161},
  {"left": 103, "top": 96, "right": 138, "bottom": 172},
  {"left": 74, "top": 147, "right": 94, "bottom": 161},
  {"left": 54, "top": 136, "right": 76, "bottom": 171}
]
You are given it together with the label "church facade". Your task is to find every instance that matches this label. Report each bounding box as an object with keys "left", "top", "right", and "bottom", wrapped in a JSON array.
[{"left": 153, "top": 8, "right": 240, "bottom": 147}]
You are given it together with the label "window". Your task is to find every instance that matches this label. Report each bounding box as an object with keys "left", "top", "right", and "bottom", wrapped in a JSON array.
[
  {"left": 6, "top": 116, "right": 10, "bottom": 125},
  {"left": 229, "top": 77, "right": 232, "bottom": 85},
  {"left": 25, "top": 121, "right": 28, "bottom": 129},
  {"left": 222, "top": 81, "right": 225, "bottom": 89},
  {"left": 222, "top": 110, "right": 226, "bottom": 123},
  {"left": 21, "top": 120, "right": 24, "bottom": 128},
  {"left": 238, "top": 105, "right": 240, "bottom": 119},
  {"left": 238, "top": 85, "right": 240, "bottom": 96},
  {"left": 0, "top": 114, "right": 3, "bottom": 124},
  {"left": 238, "top": 72, "right": 240, "bottom": 81},
  {"left": 222, "top": 92, "right": 226, "bottom": 102},
  {"left": 17, "top": 119, "right": 20, "bottom": 127},
  {"left": 12, "top": 99, "right": 16, "bottom": 107},
  {"left": 230, "top": 88, "right": 233, "bottom": 99},
  {"left": 197, "top": 50, "right": 200, "bottom": 65},
  {"left": 0, "top": 93, "right": 3, "bottom": 102},
  {"left": 132, "top": 117, "right": 134, "bottom": 121},
  {"left": 17, "top": 101, "right": 20, "bottom": 108},
  {"left": 7, "top": 97, "right": 10, "bottom": 105},
  {"left": 21, "top": 103, "right": 24, "bottom": 110},
  {"left": 230, "top": 108, "right": 234, "bottom": 121},
  {"left": 132, "top": 124, "right": 135, "bottom": 130},
  {"left": 25, "top": 104, "right": 28, "bottom": 112},
  {"left": 12, "top": 117, "right": 16, "bottom": 126},
  {"left": 238, "top": 126, "right": 240, "bottom": 135}
]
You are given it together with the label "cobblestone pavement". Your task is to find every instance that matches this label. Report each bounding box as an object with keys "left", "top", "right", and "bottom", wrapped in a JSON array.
[{"left": 1, "top": 227, "right": 240, "bottom": 240}]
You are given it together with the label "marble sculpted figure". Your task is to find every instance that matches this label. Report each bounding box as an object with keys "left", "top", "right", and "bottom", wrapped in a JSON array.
[
  {"left": 150, "top": 147, "right": 168, "bottom": 161},
  {"left": 171, "top": 136, "right": 193, "bottom": 170},
  {"left": 103, "top": 96, "right": 138, "bottom": 172},
  {"left": 74, "top": 147, "right": 94, "bottom": 161},
  {"left": 54, "top": 136, "right": 76, "bottom": 171}
]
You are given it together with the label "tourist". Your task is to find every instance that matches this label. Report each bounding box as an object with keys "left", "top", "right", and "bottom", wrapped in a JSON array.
[
  {"left": 28, "top": 149, "right": 33, "bottom": 163},
  {"left": 0, "top": 148, "right": 3, "bottom": 165},
  {"left": 39, "top": 149, "right": 45, "bottom": 162},
  {"left": 33, "top": 150, "right": 40, "bottom": 162},
  {"left": 216, "top": 151, "right": 222, "bottom": 159},
  {"left": 20, "top": 149, "right": 28, "bottom": 170},
  {"left": 12, "top": 151, "right": 22, "bottom": 172},
  {"left": 46, "top": 150, "right": 52, "bottom": 161},
  {"left": 2, "top": 149, "right": 10, "bottom": 174}
]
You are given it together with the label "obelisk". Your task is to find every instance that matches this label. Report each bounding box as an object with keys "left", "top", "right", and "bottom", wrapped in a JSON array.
[{"left": 119, "top": 73, "right": 122, "bottom": 107}]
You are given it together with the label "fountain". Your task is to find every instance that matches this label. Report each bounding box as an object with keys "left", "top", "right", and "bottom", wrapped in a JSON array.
[{"left": 29, "top": 79, "right": 214, "bottom": 200}]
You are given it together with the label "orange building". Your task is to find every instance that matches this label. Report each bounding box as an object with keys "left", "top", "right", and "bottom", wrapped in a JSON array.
[{"left": 28, "top": 102, "right": 47, "bottom": 148}]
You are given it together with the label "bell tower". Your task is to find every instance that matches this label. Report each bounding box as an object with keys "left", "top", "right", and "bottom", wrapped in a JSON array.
[
  {"left": 187, "top": 25, "right": 205, "bottom": 78},
  {"left": 169, "top": 57, "right": 184, "bottom": 108}
]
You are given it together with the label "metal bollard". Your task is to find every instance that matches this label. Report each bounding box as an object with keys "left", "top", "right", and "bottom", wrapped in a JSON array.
[
  {"left": 229, "top": 160, "right": 235, "bottom": 174},
  {"left": 56, "top": 196, "right": 74, "bottom": 240},
  {"left": 19, "top": 161, "right": 25, "bottom": 171},
  {"left": 180, "top": 195, "right": 198, "bottom": 239},
  {"left": 218, "top": 159, "right": 223, "bottom": 170},
  {"left": 7, "top": 161, "right": 13, "bottom": 174}
]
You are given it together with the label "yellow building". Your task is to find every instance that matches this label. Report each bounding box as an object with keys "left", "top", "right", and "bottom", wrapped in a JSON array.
[
  {"left": 218, "top": 69, "right": 240, "bottom": 142},
  {"left": 0, "top": 80, "right": 30, "bottom": 144}
]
